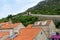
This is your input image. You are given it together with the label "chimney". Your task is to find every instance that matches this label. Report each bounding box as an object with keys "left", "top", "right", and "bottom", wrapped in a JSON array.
[
  {"left": 0, "top": 24, "right": 2, "bottom": 28},
  {"left": 9, "top": 18, "right": 12, "bottom": 24}
]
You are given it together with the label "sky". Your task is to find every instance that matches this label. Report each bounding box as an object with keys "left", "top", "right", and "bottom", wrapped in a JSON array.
[{"left": 0, "top": 0, "right": 43, "bottom": 19}]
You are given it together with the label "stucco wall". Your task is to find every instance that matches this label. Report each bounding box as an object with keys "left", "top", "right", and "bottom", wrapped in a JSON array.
[
  {"left": 34, "top": 30, "right": 48, "bottom": 40},
  {"left": 13, "top": 23, "right": 25, "bottom": 33},
  {"left": 49, "top": 21, "right": 56, "bottom": 36}
]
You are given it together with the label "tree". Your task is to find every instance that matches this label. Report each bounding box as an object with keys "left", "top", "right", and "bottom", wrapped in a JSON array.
[{"left": 7, "top": 14, "right": 13, "bottom": 19}]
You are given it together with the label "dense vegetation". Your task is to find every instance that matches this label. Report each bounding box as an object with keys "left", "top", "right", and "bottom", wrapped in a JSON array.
[
  {"left": 0, "top": 15, "right": 38, "bottom": 26},
  {"left": 27, "top": 0, "right": 60, "bottom": 15},
  {"left": 12, "top": 16, "right": 38, "bottom": 26}
]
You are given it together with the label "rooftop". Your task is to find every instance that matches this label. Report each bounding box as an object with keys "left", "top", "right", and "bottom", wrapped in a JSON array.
[
  {"left": 6, "top": 26, "right": 41, "bottom": 40},
  {"left": 0, "top": 32, "right": 9, "bottom": 38},
  {"left": 26, "top": 24, "right": 33, "bottom": 28},
  {"left": 34, "top": 20, "right": 51, "bottom": 26},
  {"left": 0, "top": 22, "right": 20, "bottom": 29},
  {"left": 14, "top": 28, "right": 40, "bottom": 40}
]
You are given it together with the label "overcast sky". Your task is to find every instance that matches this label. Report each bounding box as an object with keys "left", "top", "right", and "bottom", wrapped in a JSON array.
[{"left": 0, "top": 0, "right": 43, "bottom": 19}]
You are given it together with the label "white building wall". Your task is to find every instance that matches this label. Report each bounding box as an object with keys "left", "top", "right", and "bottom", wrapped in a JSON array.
[
  {"left": 49, "top": 21, "right": 56, "bottom": 36},
  {"left": 13, "top": 23, "right": 25, "bottom": 33},
  {"left": 34, "top": 30, "right": 48, "bottom": 40}
]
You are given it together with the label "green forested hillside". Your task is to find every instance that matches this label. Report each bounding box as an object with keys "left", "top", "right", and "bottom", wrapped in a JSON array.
[
  {"left": 27, "top": 0, "right": 60, "bottom": 15},
  {"left": 0, "top": 0, "right": 60, "bottom": 28}
]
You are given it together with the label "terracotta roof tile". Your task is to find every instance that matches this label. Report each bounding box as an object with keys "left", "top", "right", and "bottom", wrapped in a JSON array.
[
  {"left": 0, "top": 32, "right": 9, "bottom": 38},
  {"left": 6, "top": 38, "right": 10, "bottom": 40},
  {"left": 0, "top": 22, "right": 22, "bottom": 40},
  {"left": 0, "top": 22, "right": 20, "bottom": 29},
  {"left": 26, "top": 24, "right": 33, "bottom": 28},
  {"left": 6, "top": 28, "right": 41, "bottom": 40},
  {"left": 6, "top": 23, "right": 41, "bottom": 40}
]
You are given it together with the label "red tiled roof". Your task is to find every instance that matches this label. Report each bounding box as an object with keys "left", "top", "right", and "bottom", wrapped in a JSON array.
[
  {"left": 0, "top": 32, "right": 9, "bottom": 38},
  {"left": 0, "top": 22, "right": 23, "bottom": 40},
  {"left": 14, "top": 28, "right": 40, "bottom": 40},
  {"left": 26, "top": 24, "right": 33, "bottom": 28},
  {"left": 6, "top": 28, "right": 41, "bottom": 40},
  {"left": 6, "top": 38, "right": 10, "bottom": 40},
  {"left": 0, "top": 22, "right": 20, "bottom": 29}
]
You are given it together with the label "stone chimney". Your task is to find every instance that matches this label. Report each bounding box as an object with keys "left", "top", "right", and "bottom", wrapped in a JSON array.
[
  {"left": 8, "top": 18, "right": 12, "bottom": 24},
  {"left": 8, "top": 18, "right": 13, "bottom": 28},
  {"left": 0, "top": 24, "right": 2, "bottom": 28}
]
